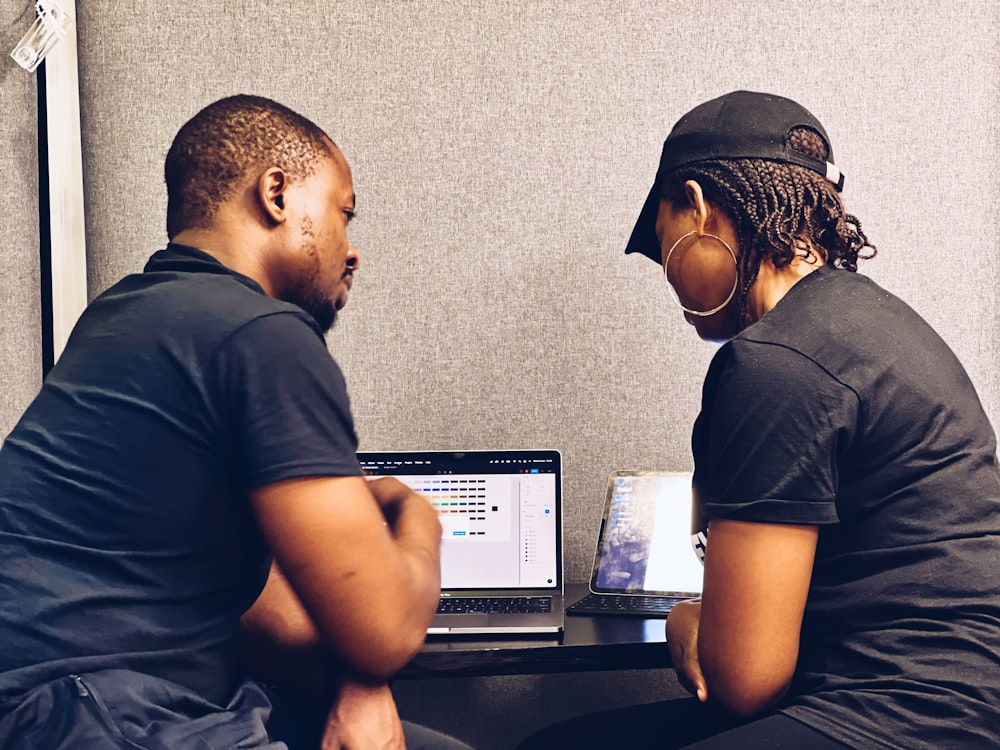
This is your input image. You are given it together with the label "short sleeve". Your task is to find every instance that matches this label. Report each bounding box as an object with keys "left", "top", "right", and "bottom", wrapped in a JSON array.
[
  {"left": 692, "top": 339, "right": 859, "bottom": 528},
  {"left": 211, "top": 312, "right": 362, "bottom": 490}
]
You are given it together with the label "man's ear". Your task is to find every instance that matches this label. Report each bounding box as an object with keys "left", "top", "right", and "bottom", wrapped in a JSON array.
[{"left": 257, "top": 167, "right": 290, "bottom": 225}]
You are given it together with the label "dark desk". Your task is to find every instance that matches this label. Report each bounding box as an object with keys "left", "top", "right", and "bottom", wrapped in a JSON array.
[{"left": 399, "top": 584, "right": 671, "bottom": 679}]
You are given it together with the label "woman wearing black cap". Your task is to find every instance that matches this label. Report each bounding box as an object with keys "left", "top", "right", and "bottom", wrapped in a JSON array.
[{"left": 518, "top": 91, "right": 1000, "bottom": 749}]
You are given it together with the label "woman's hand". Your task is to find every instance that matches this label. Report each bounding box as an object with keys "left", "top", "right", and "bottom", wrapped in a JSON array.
[{"left": 666, "top": 598, "right": 707, "bottom": 702}]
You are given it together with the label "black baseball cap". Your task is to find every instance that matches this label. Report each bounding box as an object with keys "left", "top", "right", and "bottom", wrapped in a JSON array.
[{"left": 624, "top": 90, "right": 844, "bottom": 264}]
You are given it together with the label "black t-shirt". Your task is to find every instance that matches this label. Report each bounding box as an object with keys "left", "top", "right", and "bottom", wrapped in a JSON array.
[
  {"left": 0, "top": 244, "right": 362, "bottom": 709},
  {"left": 692, "top": 266, "right": 1000, "bottom": 749}
]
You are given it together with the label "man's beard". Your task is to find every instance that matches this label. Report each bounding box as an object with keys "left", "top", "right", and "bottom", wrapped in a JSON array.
[
  {"left": 286, "top": 277, "right": 337, "bottom": 333},
  {"left": 283, "top": 218, "right": 338, "bottom": 333}
]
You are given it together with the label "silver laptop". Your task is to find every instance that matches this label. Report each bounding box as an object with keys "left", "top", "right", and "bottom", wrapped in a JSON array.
[
  {"left": 357, "top": 449, "right": 565, "bottom": 635},
  {"left": 567, "top": 470, "right": 703, "bottom": 618}
]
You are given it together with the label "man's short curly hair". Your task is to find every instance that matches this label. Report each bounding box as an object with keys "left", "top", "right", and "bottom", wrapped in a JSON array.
[
  {"left": 165, "top": 95, "right": 335, "bottom": 239},
  {"left": 661, "top": 126, "right": 876, "bottom": 328}
]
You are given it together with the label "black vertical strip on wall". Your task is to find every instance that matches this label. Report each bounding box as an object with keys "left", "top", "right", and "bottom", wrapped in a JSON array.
[{"left": 36, "top": 61, "right": 54, "bottom": 378}]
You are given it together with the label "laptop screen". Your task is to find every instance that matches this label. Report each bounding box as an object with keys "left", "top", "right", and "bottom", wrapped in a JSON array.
[
  {"left": 357, "top": 450, "right": 562, "bottom": 592},
  {"left": 589, "top": 471, "right": 703, "bottom": 597}
]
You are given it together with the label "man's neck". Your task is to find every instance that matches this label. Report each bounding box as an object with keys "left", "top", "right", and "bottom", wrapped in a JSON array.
[{"left": 170, "top": 226, "right": 275, "bottom": 297}]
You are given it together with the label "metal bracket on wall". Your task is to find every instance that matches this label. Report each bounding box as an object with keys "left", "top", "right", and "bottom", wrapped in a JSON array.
[
  {"left": 12, "top": 0, "right": 88, "bottom": 368},
  {"left": 10, "top": 0, "right": 74, "bottom": 73}
]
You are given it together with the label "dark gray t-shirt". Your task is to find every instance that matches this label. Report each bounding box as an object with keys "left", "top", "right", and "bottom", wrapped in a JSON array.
[
  {"left": 692, "top": 266, "right": 1000, "bottom": 749},
  {"left": 0, "top": 244, "right": 361, "bottom": 709}
]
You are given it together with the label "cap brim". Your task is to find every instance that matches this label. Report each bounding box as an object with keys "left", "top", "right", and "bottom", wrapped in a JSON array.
[{"left": 624, "top": 181, "right": 663, "bottom": 264}]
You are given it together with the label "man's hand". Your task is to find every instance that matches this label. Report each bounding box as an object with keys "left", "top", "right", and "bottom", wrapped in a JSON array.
[
  {"left": 321, "top": 680, "right": 405, "bottom": 750},
  {"left": 666, "top": 599, "right": 707, "bottom": 702},
  {"left": 365, "top": 476, "right": 439, "bottom": 536}
]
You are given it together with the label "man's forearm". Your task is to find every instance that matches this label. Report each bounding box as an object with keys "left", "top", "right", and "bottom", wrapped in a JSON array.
[
  {"left": 252, "top": 475, "right": 444, "bottom": 678},
  {"left": 238, "top": 562, "right": 329, "bottom": 692}
]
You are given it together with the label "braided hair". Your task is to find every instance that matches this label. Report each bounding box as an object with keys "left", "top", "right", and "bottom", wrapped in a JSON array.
[{"left": 660, "top": 127, "right": 876, "bottom": 328}]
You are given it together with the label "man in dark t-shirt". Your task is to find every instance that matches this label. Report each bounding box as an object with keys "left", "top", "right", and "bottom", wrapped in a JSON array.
[{"left": 0, "top": 96, "right": 470, "bottom": 750}]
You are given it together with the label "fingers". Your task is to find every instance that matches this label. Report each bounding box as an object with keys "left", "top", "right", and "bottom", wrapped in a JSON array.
[
  {"left": 671, "top": 637, "right": 708, "bottom": 702},
  {"left": 666, "top": 599, "right": 708, "bottom": 702},
  {"left": 686, "top": 658, "right": 709, "bottom": 703}
]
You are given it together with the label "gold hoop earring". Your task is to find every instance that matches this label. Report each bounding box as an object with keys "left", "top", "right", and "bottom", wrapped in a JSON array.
[{"left": 663, "top": 230, "right": 738, "bottom": 317}]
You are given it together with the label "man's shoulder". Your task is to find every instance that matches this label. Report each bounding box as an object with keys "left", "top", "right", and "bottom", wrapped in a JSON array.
[
  {"left": 57, "top": 268, "right": 327, "bottom": 390},
  {"left": 95, "top": 266, "right": 323, "bottom": 342}
]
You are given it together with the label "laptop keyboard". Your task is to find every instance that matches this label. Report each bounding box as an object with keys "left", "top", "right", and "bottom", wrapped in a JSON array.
[
  {"left": 436, "top": 596, "right": 552, "bottom": 614},
  {"left": 566, "top": 593, "right": 684, "bottom": 618}
]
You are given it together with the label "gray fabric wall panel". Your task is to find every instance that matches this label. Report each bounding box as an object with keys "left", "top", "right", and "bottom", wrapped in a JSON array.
[
  {"left": 74, "top": 2, "right": 998, "bottom": 747},
  {"left": 1, "top": 5, "right": 42, "bottom": 439}
]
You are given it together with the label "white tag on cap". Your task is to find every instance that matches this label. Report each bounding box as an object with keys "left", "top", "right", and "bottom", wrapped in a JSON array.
[{"left": 825, "top": 161, "right": 844, "bottom": 191}]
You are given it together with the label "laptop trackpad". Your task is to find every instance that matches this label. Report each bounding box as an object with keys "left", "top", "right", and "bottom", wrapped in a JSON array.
[{"left": 429, "top": 614, "right": 490, "bottom": 631}]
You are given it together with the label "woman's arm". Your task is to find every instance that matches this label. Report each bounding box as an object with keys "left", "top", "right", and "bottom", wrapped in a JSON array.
[{"left": 696, "top": 518, "right": 818, "bottom": 718}]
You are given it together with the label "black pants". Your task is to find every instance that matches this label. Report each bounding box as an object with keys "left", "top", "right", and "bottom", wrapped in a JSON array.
[
  {"left": 515, "top": 698, "right": 851, "bottom": 750},
  {"left": 0, "top": 671, "right": 473, "bottom": 750}
]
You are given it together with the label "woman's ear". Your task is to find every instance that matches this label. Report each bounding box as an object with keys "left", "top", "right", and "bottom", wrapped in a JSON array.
[
  {"left": 257, "top": 167, "right": 289, "bottom": 225},
  {"left": 684, "top": 180, "right": 710, "bottom": 236}
]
